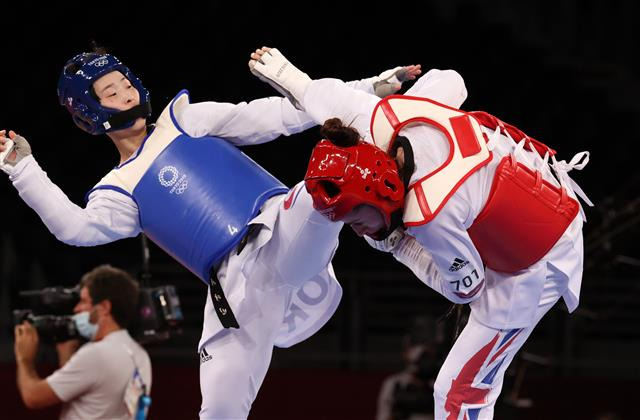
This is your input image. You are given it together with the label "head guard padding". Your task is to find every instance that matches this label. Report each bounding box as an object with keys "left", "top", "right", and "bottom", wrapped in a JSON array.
[
  {"left": 304, "top": 139, "right": 405, "bottom": 228},
  {"left": 57, "top": 53, "right": 151, "bottom": 135}
]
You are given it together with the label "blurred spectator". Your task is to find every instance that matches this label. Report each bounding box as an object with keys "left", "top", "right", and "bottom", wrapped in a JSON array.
[{"left": 376, "top": 316, "right": 445, "bottom": 420}]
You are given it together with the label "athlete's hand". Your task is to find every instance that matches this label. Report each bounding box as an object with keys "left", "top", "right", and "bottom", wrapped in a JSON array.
[
  {"left": 364, "top": 227, "right": 406, "bottom": 253},
  {"left": 0, "top": 130, "right": 32, "bottom": 172},
  {"left": 373, "top": 64, "right": 422, "bottom": 97},
  {"left": 249, "top": 46, "right": 272, "bottom": 67}
]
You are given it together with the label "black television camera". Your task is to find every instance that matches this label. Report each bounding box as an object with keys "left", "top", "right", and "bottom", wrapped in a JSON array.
[
  {"left": 13, "top": 284, "right": 183, "bottom": 344},
  {"left": 133, "top": 285, "right": 184, "bottom": 344},
  {"left": 13, "top": 310, "right": 79, "bottom": 342},
  {"left": 13, "top": 286, "right": 81, "bottom": 342}
]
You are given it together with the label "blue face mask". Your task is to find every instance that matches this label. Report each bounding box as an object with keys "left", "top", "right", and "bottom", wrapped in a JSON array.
[{"left": 73, "top": 311, "right": 98, "bottom": 340}]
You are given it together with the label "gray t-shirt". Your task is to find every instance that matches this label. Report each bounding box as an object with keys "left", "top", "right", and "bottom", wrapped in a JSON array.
[{"left": 47, "top": 330, "right": 152, "bottom": 420}]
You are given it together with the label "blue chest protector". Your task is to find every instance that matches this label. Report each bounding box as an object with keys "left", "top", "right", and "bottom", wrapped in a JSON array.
[
  {"left": 132, "top": 134, "right": 288, "bottom": 282},
  {"left": 89, "top": 91, "right": 288, "bottom": 283}
]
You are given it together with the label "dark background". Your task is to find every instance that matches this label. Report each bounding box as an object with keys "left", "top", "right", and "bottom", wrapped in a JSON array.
[{"left": 1, "top": 1, "right": 638, "bottom": 419}]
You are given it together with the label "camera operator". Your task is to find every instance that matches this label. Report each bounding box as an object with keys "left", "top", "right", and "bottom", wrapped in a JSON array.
[
  {"left": 14, "top": 264, "right": 152, "bottom": 420},
  {"left": 376, "top": 316, "right": 445, "bottom": 420}
]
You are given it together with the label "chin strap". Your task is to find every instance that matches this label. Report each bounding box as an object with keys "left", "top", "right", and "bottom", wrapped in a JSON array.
[
  {"left": 392, "top": 135, "right": 415, "bottom": 187},
  {"left": 372, "top": 135, "right": 415, "bottom": 240},
  {"left": 104, "top": 102, "right": 152, "bottom": 131}
]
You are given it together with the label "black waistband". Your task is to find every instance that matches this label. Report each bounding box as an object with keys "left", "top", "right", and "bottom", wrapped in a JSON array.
[
  {"left": 209, "top": 270, "right": 239, "bottom": 329},
  {"left": 207, "top": 224, "right": 262, "bottom": 329}
]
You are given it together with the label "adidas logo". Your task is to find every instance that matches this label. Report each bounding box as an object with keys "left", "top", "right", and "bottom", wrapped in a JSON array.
[
  {"left": 199, "top": 348, "right": 213, "bottom": 364},
  {"left": 448, "top": 258, "right": 469, "bottom": 272}
]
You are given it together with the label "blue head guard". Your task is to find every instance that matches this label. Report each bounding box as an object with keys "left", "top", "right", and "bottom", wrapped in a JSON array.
[{"left": 57, "top": 53, "right": 152, "bottom": 135}]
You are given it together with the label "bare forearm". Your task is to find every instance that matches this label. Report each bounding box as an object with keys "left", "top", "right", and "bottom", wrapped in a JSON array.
[
  {"left": 16, "top": 360, "right": 41, "bottom": 404},
  {"left": 16, "top": 359, "right": 61, "bottom": 409}
]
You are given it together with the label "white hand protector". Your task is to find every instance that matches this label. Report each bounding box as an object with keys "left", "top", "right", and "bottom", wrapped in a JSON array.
[
  {"left": 369, "top": 229, "right": 448, "bottom": 296},
  {"left": 391, "top": 234, "right": 443, "bottom": 290},
  {"left": 0, "top": 131, "right": 32, "bottom": 173},
  {"left": 364, "top": 227, "right": 406, "bottom": 253},
  {"left": 249, "top": 48, "right": 312, "bottom": 110},
  {"left": 373, "top": 67, "right": 410, "bottom": 97}
]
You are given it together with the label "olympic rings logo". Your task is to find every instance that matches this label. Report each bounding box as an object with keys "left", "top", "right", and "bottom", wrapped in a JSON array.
[
  {"left": 158, "top": 166, "right": 188, "bottom": 195},
  {"left": 93, "top": 59, "right": 109, "bottom": 67},
  {"left": 174, "top": 179, "right": 188, "bottom": 194}
]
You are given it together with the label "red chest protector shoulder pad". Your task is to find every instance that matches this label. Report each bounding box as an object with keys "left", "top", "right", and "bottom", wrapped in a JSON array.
[{"left": 467, "top": 155, "right": 579, "bottom": 273}]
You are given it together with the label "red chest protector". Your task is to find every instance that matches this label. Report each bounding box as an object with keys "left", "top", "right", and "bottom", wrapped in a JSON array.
[{"left": 371, "top": 96, "right": 579, "bottom": 273}]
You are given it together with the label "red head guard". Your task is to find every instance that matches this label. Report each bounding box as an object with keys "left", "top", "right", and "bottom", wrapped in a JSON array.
[{"left": 304, "top": 139, "right": 405, "bottom": 228}]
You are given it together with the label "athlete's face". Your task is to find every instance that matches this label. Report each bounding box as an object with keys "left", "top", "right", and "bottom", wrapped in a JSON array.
[
  {"left": 92, "top": 70, "right": 140, "bottom": 111},
  {"left": 342, "top": 204, "right": 387, "bottom": 238}
]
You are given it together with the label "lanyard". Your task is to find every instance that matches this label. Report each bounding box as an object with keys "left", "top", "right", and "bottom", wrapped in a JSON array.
[{"left": 123, "top": 345, "right": 152, "bottom": 420}]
